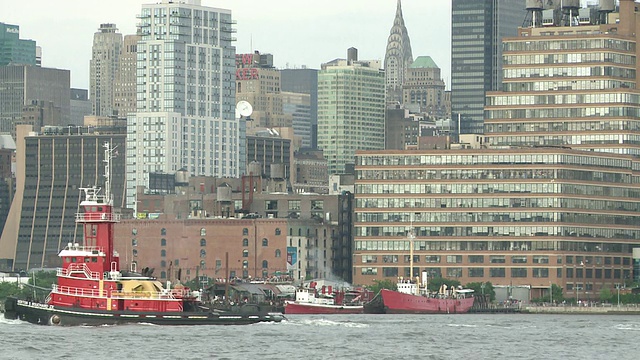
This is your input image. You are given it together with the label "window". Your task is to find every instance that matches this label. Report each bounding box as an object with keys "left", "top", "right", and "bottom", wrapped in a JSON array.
[
  {"left": 490, "top": 256, "right": 505, "bottom": 264},
  {"left": 200, "top": 260, "right": 206, "bottom": 268},
  {"left": 161, "top": 238, "right": 166, "bottom": 246},
  {"left": 161, "top": 260, "right": 166, "bottom": 267},
  {"left": 133, "top": 250, "right": 138, "bottom": 257},
  {"left": 262, "top": 238, "right": 268, "bottom": 246},
  {"left": 533, "top": 268, "right": 549, "bottom": 278},
  {"left": 446, "top": 268, "right": 462, "bottom": 278},
  {"left": 243, "top": 260, "right": 249, "bottom": 269},
  {"left": 468, "top": 268, "right": 484, "bottom": 277},
  {"left": 160, "top": 271, "right": 166, "bottom": 279},
  {"left": 243, "top": 249, "right": 249, "bottom": 257},
  {"left": 511, "top": 268, "right": 528, "bottom": 277},
  {"left": 403, "top": 255, "right": 420, "bottom": 263},
  {"left": 361, "top": 267, "right": 378, "bottom": 275},
  {"left": 200, "top": 249, "right": 206, "bottom": 258},
  {"left": 262, "top": 260, "right": 268, "bottom": 268},
  {"left": 490, "top": 268, "right": 505, "bottom": 277},
  {"left": 362, "top": 255, "right": 378, "bottom": 263},
  {"left": 512, "top": 256, "right": 527, "bottom": 264},
  {"left": 275, "top": 249, "right": 281, "bottom": 258},
  {"left": 468, "top": 255, "right": 484, "bottom": 263},
  {"left": 243, "top": 238, "right": 249, "bottom": 247},
  {"left": 275, "top": 228, "right": 281, "bottom": 235},
  {"left": 383, "top": 267, "right": 398, "bottom": 277},
  {"left": 161, "top": 228, "right": 167, "bottom": 236},
  {"left": 446, "top": 255, "right": 462, "bottom": 263},
  {"left": 200, "top": 238, "right": 206, "bottom": 246},
  {"left": 161, "top": 249, "right": 166, "bottom": 257},
  {"left": 425, "top": 255, "right": 440, "bottom": 263},
  {"left": 216, "top": 260, "right": 222, "bottom": 269},
  {"left": 132, "top": 239, "right": 137, "bottom": 247},
  {"left": 132, "top": 228, "right": 138, "bottom": 235},
  {"left": 200, "top": 228, "right": 206, "bottom": 236},
  {"left": 382, "top": 255, "right": 398, "bottom": 263},
  {"left": 243, "top": 228, "right": 249, "bottom": 235}
]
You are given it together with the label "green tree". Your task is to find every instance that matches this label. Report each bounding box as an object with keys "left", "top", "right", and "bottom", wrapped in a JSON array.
[
  {"left": 427, "top": 277, "right": 461, "bottom": 293},
  {"left": 367, "top": 279, "right": 397, "bottom": 294},
  {"left": 465, "top": 281, "right": 496, "bottom": 301},
  {"left": 0, "top": 282, "right": 25, "bottom": 302},
  {"left": 599, "top": 287, "right": 613, "bottom": 303}
]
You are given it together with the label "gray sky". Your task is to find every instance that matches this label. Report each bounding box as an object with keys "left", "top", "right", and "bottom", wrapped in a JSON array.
[{"left": 2, "top": 0, "right": 451, "bottom": 89}]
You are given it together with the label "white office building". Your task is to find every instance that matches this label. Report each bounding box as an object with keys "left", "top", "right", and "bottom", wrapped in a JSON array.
[{"left": 126, "top": 0, "right": 239, "bottom": 209}]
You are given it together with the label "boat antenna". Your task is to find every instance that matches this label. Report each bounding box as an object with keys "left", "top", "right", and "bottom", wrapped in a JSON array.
[{"left": 103, "top": 142, "right": 116, "bottom": 205}]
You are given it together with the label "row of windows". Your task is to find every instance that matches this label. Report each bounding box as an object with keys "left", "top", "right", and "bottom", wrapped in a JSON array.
[
  {"left": 354, "top": 239, "right": 634, "bottom": 253},
  {"left": 361, "top": 254, "right": 630, "bottom": 265},
  {"left": 503, "top": 38, "right": 635, "bottom": 52},
  {"left": 503, "top": 52, "right": 635, "bottom": 66},
  {"left": 502, "top": 79, "right": 635, "bottom": 92},
  {"left": 503, "top": 66, "right": 635, "bottom": 81},
  {"left": 488, "top": 93, "right": 640, "bottom": 107},
  {"left": 159, "top": 249, "right": 282, "bottom": 258},
  {"left": 357, "top": 197, "right": 640, "bottom": 212},
  {"left": 357, "top": 154, "right": 631, "bottom": 169},
  {"left": 487, "top": 106, "right": 640, "bottom": 120},
  {"left": 484, "top": 120, "right": 640, "bottom": 133},
  {"left": 357, "top": 211, "right": 640, "bottom": 227},
  {"left": 360, "top": 266, "right": 630, "bottom": 280}
]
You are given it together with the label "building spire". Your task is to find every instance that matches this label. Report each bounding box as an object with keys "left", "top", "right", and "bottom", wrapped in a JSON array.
[{"left": 385, "top": 0, "right": 413, "bottom": 106}]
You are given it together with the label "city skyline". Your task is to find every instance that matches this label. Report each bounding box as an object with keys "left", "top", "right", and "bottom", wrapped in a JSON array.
[{"left": 1, "top": 0, "right": 452, "bottom": 90}]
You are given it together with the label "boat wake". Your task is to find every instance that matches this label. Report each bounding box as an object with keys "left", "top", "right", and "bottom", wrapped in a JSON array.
[
  {"left": 0, "top": 317, "right": 25, "bottom": 325},
  {"left": 446, "top": 323, "right": 477, "bottom": 328},
  {"left": 287, "top": 318, "right": 369, "bottom": 328},
  {"left": 614, "top": 323, "right": 640, "bottom": 331}
]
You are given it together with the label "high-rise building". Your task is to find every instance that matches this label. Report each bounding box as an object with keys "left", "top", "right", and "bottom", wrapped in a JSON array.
[
  {"left": 485, "top": 0, "right": 640, "bottom": 157},
  {"left": 451, "top": 0, "right": 525, "bottom": 134},
  {"left": 402, "top": 56, "right": 446, "bottom": 118},
  {"left": 235, "top": 51, "right": 283, "bottom": 131},
  {"left": 384, "top": 0, "right": 413, "bottom": 107},
  {"left": 281, "top": 68, "right": 319, "bottom": 148},
  {"left": 318, "top": 50, "right": 385, "bottom": 175},
  {"left": 0, "top": 22, "right": 36, "bottom": 66},
  {"left": 70, "top": 88, "right": 92, "bottom": 126},
  {"left": 127, "top": 0, "right": 239, "bottom": 210},
  {"left": 0, "top": 134, "right": 15, "bottom": 249},
  {"left": 113, "top": 34, "right": 140, "bottom": 118},
  {"left": 0, "top": 125, "right": 126, "bottom": 271},
  {"left": 281, "top": 91, "right": 311, "bottom": 149},
  {"left": 0, "top": 65, "right": 70, "bottom": 136},
  {"left": 90, "top": 24, "right": 123, "bottom": 117}
]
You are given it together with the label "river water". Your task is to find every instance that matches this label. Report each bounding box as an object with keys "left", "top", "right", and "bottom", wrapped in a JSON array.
[{"left": 1, "top": 314, "right": 638, "bottom": 360}]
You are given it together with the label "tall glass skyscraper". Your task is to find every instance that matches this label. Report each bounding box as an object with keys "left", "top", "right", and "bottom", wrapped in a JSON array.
[
  {"left": 0, "top": 22, "right": 35, "bottom": 66},
  {"left": 126, "top": 0, "right": 238, "bottom": 210},
  {"left": 451, "top": 0, "right": 525, "bottom": 134}
]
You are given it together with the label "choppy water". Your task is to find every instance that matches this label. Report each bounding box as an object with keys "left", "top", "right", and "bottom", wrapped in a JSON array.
[{"left": 1, "top": 314, "right": 638, "bottom": 360}]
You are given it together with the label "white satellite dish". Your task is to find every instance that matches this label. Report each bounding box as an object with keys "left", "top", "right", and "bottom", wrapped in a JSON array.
[{"left": 236, "top": 100, "right": 253, "bottom": 117}]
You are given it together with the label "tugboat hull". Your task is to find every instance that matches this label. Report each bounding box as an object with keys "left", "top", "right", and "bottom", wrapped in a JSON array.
[
  {"left": 364, "top": 289, "right": 474, "bottom": 314},
  {"left": 4, "top": 298, "right": 284, "bottom": 326}
]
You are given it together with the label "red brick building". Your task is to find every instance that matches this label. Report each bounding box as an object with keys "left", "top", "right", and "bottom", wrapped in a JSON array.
[{"left": 114, "top": 218, "right": 289, "bottom": 283}]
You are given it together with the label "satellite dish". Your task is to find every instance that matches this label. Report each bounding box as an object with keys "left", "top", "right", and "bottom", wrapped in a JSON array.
[{"left": 236, "top": 100, "right": 253, "bottom": 117}]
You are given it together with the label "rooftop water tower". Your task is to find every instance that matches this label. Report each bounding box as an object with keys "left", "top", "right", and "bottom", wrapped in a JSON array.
[{"left": 523, "top": 0, "right": 544, "bottom": 28}]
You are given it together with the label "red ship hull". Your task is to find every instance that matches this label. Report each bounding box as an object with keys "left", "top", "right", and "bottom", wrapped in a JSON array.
[
  {"left": 364, "top": 289, "right": 474, "bottom": 314},
  {"left": 284, "top": 301, "right": 363, "bottom": 315}
]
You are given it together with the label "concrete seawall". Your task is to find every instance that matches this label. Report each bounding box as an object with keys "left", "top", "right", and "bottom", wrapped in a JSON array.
[{"left": 523, "top": 305, "right": 640, "bottom": 315}]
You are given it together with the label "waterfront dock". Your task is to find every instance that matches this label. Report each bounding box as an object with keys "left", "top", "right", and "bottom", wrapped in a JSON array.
[{"left": 523, "top": 304, "right": 640, "bottom": 315}]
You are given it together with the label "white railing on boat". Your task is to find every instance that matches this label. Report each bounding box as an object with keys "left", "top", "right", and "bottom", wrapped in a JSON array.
[
  {"left": 51, "top": 284, "right": 183, "bottom": 301},
  {"left": 57, "top": 263, "right": 101, "bottom": 280},
  {"left": 52, "top": 284, "right": 107, "bottom": 297},
  {"left": 75, "top": 212, "right": 121, "bottom": 222},
  {"left": 62, "top": 244, "right": 104, "bottom": 253}
]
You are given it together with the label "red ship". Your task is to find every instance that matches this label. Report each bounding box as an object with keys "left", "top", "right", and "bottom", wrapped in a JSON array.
[
  {"left": 363, "top": 229, "right": 474, "bottom": 314},
  {"left": 283, "top": 284, "right": 366, "bottom": 315},
  {"left": 4, "top": 143, "right": 284, "bottom": 326},
  {"left": 363, "top": 283, "right": 475, "bottom": 314}
]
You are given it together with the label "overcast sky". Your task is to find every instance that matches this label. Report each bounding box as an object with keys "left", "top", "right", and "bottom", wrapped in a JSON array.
[{"left": 2, "top": 0, "right": 451, "bottom": 89}]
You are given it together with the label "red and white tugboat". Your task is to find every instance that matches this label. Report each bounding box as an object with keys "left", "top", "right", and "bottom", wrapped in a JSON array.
[
  {"left": 283, "top": 284, "right": 365, "bottom": 315},
  {"left": 4, "top": 143, "right": 284, "bottom": 326}
]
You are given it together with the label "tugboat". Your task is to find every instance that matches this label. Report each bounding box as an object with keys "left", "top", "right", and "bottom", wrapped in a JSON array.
[
  {"left": 4, "top": 143, "right": 284, "bottom": 326},
  {"left": 364, "top": 229, "right": 474, "bottom": 314},
  {"left": 283, "top": 284, "right": 365, "bottom": 315}
]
